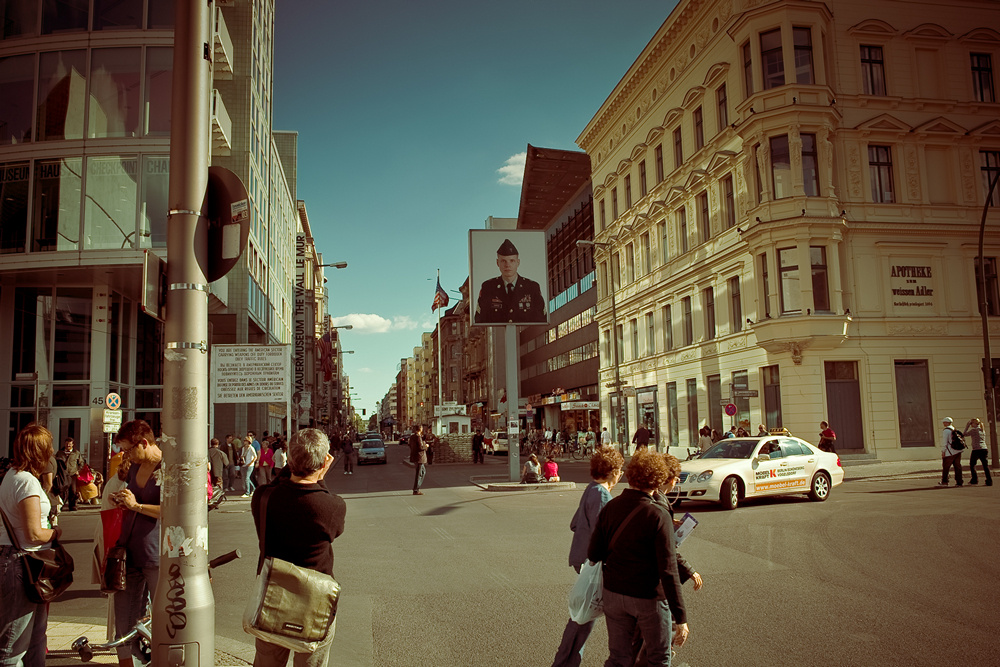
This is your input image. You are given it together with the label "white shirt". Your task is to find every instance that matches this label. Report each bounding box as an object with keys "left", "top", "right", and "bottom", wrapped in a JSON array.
[
  {"left": 942, "top": 426, "right": 960, "bottom": 456},
  {"left": 0, "top": 469, "right": 53, "bottom": 551},
  {"left": 601, "top": 430, "right": 612, "bottom": 445}
]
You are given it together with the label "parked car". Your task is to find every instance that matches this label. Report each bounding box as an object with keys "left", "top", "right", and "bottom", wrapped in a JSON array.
[
  {"left": 358, "top": 438, "right": 387, "bottom": 465},
  {"left": 674, "top": 433, "right": 843, "bottom": 510},
  {"left": 491, "top": 432, "right": 509, "bottom": 455}
]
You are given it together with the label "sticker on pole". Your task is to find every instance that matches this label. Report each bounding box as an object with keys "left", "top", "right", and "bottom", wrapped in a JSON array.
[{"left": 724, "top": 403, "right": 737, "bottom": 416}]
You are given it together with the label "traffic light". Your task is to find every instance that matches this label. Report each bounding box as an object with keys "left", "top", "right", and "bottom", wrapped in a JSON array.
[{"left": 362, "top": 409, "right": 366, "bottom": 416}]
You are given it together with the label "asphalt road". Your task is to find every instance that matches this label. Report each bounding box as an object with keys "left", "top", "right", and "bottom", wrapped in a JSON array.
[{"left": 50, "top": 452, "right": 999, "bottom": 667}]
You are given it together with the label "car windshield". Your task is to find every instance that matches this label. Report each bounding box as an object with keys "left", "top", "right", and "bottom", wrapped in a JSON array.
[
  {"left": 701, "top": 438, "right": 759, "bottom": 459},
  {"left": 361, "top": 441, "right": 382, "bottom": 449}
]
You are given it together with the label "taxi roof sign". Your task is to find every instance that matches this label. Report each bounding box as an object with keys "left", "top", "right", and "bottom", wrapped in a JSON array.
[{"left": 767, "top": 427, "right": 791, "bottom": 436}]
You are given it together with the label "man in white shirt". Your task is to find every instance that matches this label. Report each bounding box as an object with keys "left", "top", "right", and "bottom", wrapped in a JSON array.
[
  {"left": 938, "top": 417, "right": 964, "bottom": 487},
  {"left": 600, "top": 427, "right": 612, "bottom": 447}
]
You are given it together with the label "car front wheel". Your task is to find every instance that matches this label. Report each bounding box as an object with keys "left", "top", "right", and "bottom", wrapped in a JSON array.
[
  {"left": 808, "top": 472, "right": 831, "bottom": 501},
  {"left": 720, "top": 476, "right": 740, "bottom": 510}
]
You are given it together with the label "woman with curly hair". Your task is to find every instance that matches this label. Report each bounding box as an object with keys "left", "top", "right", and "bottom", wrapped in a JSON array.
[
  {"left": 551, "top": 447, "right": 625, "bottom": 666},
  {"left": 0, "top": 424, "right": 60, "bottom": 667},
  {"left": 588, "top": 450, "right": 689, "bottom": 667}
]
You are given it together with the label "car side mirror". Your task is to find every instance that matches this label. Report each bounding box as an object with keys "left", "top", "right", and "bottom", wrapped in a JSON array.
[{"left": 757, "top": 454, "right": 771, "bottom": 462}]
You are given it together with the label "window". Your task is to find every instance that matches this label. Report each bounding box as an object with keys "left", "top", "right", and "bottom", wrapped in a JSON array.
[
  {"left": 144, "top": 48, "right": 173, "bottom": 136},
  {"left": 599, "top": 261, "right": 608, "bottom": 298},
  {"left": 729, "top": 276, "right": 743, "bottom": 332},
  {"left": 678, "top": 207, "right": 688, "bottom": 253},
  {"left": 42, "top": 0, "right": 88, "bottom": 34},
  {"left": 655, "top": 145, "right": 664, "bottom": 182},
  {"left": 645, "top": 312, "right": 655, "bottom": 356},
  {"left": 982, "top": 150, "right": 1000, "bottom": 207},
  {"left": 754, "top": 143, "right": 764, "bottom": 203},
  {"left": 630, "top": 319, "right": 639, "bottom": 360},
  {"left": 667, "top": 382, "right": 679, "bottom": 447},
  {"left": 37, "top": 50, "right": 87, "bottom": 141},
  {"left": 599, "top": 199, "right": 606, "bottom": 230},
  {"left": 84, "top": 155, "right": 139, "bottom": 249},
  {"left": 793, "top": 27, "right": 814, "bottom": 84},
  {"left": 697, "top": 192, "right": 710, "bottom": 244},
  {"left": 762, "top": 365, "right": 782, "bottom": 428},
  {"left": 778, "top": 247, "right": 801, "bottom": 313},
  {"left": 694, "top": 107, "right": 704, "bottom": 150},
  {"left": 761, "top": 29, "right": 784, "bottom": 89},
  {"left": 717, "top": 83, "right": 728, "bottom": 131},
  {"left": 640, "top": 232, "right": 651, "bottom": 275},
  {"left": 89, "top": 48, "right": 142, "bottom": 139},
  {"left": 722, "top": 174, "right": 736, "bottom": 229},
  {"left": 972, "top": 53, "right": 996, "bottom": 103},
  {"left": 611, "top": 252, "right": 621, "bottom": 290},
  {"left": 673, "top": 127, "right": 683, "bottom": 169},
  {"left": 686, "top": 378, "right": 699, "bottom": 446},
  {"left": 0, "top": 53, "right": 34, "bottom": 144},
  {"left": 601, "top": 329, "right": 610, "bottom": 365},
  {"left": 0, "top": 161, "right": 28, "bottom": 254},
  {"left": 811, "top": 246, "right": 830, "bottom": 312},
  {"left": 802, "top": 133, "right": 819, "bottom": 196},
  {"left": 860, "top": 45, "right": 886, "bottom": 96},
  {"left": 770, "top": 135, "right": 791, "bottom": 199},
  {"left": 639, "top": 160, "right": 648, "bottom": 197},
  {"left": 624, "top": 174, "right": 632, "bottom": 209},
  {"left": 703, "top": 287, "right": 716, "bottom": 340},
  {"left": 95, "top": 0, "right": 143, "bottom": 31},
  {"left": 32, "top": 158, "right": 82, "bottom": 252},
  {"left": 663, "top": 305, "right": 674, "bottom": 351},
  {"left": 615, "top": 323, "right": 624, "bottom": 363},
  {"left": 682, "top": 296, "right": 693, "bottom": 345},
  {"left": 976, "top": 257, "right": 1000, "bottom": 316},
  {"left": 611, "top": 187, "right": 619, "bottom": 219},
  {"left": 869, "top": 145, "right": 895, "bottom": 203},
  {"left": 658, "top": 221, "right": 668, "bottom": 264},
  {"left": 625, "top": 243, "right": 635, "bottom": 283},
  {"left": 743, "top": 41, "right": 754, "bottom": 96},
  {"left": 140, "top": 155, "right": 169, "bottom": 247},
  {"left": 760, "top": 252, "right": 771, "bottom": 318},
  {"left": 732, "top": 370, "right": 751, "bottom": 426}
]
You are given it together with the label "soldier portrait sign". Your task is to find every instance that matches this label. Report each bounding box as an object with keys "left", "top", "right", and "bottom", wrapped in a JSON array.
[{"left": 469, "top": 230, "right": 548, "bottom": 326}]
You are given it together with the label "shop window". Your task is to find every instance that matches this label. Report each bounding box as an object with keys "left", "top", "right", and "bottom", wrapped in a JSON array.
[
  {"left": 54, "top": 288, "right": 92, "bottom": 381},
  {"left": 707, "top": 374, "right": 722, "bottom": 432},
  {"left": 0, "top": 53, "right": 34, "bottom": 143},
  {"left": 32, "top": 158, "right": 82, "bottom": 251},
  {"left": 732, "top": 369, "right": 751, "bottom": 427},
  {"left": 37, "top": 50, "right": 87, "bottom": 141}
]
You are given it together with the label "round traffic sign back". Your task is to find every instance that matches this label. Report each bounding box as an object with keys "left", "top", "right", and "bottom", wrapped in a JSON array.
[
  {"left": 106, "top": 393, "right": 121, "bottom": 410},
  {"left": 724, "top": 403, "right": 737, "bottom": 416}
]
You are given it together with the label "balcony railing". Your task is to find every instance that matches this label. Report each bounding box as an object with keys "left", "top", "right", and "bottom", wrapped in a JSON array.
[
  {"left": 213, "top": 7, "right": 234, "bottom": 80},
  {"left": 211, "top": 89, "right": 232, "bottom": 156}
]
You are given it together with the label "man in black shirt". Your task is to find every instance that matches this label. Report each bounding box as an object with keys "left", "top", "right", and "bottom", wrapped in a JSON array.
[
  {"left": 588, "top": 450, "right": 688, "bottom": 666},
  {"left": 409, "top": 425, "right": 428, "bottom": 495},
  {"left": 251, "top": 428, "right": 346, "bottom": 667}
]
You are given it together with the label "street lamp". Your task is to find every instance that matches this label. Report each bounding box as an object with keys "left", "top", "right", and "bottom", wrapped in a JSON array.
[
  {"left": 978, "top": 169, "right": 1000, "bottom": 468},
  {"left": 331, "top": 325, "right": 353, "bottom": 331},
  {"left": 579, "top": 230, "right": 631, "bottom": 454},
  {"left": 319, "top": 261, "right": 348, "bottom": 269}
]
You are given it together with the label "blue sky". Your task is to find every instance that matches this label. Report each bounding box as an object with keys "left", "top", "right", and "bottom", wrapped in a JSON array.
[{"left": 272, "top": 0, "right": 679, "bottom": 416}]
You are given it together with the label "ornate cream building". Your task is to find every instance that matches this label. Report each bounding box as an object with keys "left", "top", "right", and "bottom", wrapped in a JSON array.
[{"left": 577, "top": 0, "right": 1000, "bottom": 460}]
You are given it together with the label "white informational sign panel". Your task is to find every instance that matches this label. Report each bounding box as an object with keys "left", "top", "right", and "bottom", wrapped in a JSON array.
[
  {"left": 212, "top": 344, "right": 291, "bottom": 404},
  {"left": 469, "top": 229, "right": 548, "bottom": 326}
]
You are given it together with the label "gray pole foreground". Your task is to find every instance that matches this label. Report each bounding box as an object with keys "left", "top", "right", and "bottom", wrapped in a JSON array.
[
  {"left": 154, "top": 1, "right": 214, "bottom": 665},
  {"left": 506, "top": 324, "right": 521, "bottom": 482}
]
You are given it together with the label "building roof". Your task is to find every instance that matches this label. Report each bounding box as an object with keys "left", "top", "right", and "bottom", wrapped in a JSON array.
[{"left": 516, "top": 145, "right": 592, "bottom": 230}]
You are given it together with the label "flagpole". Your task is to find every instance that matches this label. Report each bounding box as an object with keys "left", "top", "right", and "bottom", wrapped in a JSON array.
[{"left": 436, "top": 269, "right": 443, "bottom": 435}]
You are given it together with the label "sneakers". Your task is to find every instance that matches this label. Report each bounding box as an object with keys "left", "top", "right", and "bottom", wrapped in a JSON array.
[
  {"left": 241, "top": 493, "right": 251, "bottom": 498},
  {"left": 937, "top": 482, "right": 949, "bottom": 486},
  {"left": 413, "top": 490, "right": 424, "bottom": 495}
]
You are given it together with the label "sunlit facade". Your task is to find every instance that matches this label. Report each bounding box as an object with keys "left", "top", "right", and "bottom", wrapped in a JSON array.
[
  {"left": 0, "top": 0, "right": 298, "bottom": 458},
  {"left": 578, "top": 0, "right": 1000, "bottom": 459}
]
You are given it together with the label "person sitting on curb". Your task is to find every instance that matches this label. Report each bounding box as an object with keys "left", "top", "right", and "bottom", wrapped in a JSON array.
[
  {"left": 542, "top": 456, "right": 560, "bottom": 482},
  {"left": 521, "top": 453, "right": 542, "bottom": 484}
]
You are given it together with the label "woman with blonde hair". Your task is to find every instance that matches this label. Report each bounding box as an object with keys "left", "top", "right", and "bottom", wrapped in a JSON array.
[
  {"left": 521, "top": 453, "right": 542, "bottom": 484},
  {"left": 0, "top": 424, "right": 60, "bottom": 667},
  {"left": 964, "top": 418, "right": 991, "bottom": 486}
]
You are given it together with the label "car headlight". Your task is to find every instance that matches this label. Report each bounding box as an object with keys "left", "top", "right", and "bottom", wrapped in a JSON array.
[{"left": 696, "top": 471, "right": 713, "bottom": 483}]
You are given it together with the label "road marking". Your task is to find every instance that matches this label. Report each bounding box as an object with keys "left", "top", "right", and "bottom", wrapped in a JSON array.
[
  {"left": 431, "top": 526, "right": 455, "bottom": 541},
  {"left": 405, "top": 504, "right": 420, "bottom": 515}
]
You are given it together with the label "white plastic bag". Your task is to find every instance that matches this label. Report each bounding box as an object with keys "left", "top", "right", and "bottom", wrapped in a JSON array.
[{"left": 568, "top": 560, "right": 604, "bottom": 624}]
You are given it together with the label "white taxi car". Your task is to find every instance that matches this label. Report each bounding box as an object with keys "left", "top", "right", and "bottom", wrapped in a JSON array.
[{"left": 674, "top": 433, "right": 844, "bottom": 510}]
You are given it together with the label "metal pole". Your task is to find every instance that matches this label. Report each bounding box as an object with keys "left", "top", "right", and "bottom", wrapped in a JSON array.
[
  {"left": 609, "top": 272, "right": 623, "bottom": 455},
  {"left": 505, "top": 324, "right": 521, "bottom": 482},
  {"left": 978, "top": 169, "right": 1000, "bottom": 469},
  {"left": 155, "top": 0, "right": 214, "bottom": 664}
]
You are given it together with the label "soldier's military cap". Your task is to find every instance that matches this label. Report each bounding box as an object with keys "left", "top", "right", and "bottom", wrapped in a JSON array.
[{"left": 497, "top": 238, "right": 518, "bottom": 256}]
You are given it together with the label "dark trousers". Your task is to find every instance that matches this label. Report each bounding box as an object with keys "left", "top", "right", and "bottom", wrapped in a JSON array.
[
  {"left": 343, "top": 451, "right": 354, "bottom": 473},
  {"left": 413, "top": 463, "right": 425, "bottom": 491},
  {"left": 969, "top": 449, "right": 992, "bottom": 485},
  {"left": 59, "top": 479, "right": 76, "bottom": 510},
  {"left": 473, "top": 448, "right": 484, "bottom": 464},
  {"left": 942, "top": 453, "right": 963, "bottom": 486}
]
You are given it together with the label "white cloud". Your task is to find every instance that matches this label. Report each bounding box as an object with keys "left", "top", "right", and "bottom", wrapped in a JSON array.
[
  {"left": 331, "top": 313, "right": 391, "bottom": 334},
  {"left": 497, "top": 152, "right": 526, "bottom": 186}
]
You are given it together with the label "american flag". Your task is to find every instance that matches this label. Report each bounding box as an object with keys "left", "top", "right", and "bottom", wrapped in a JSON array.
[
  {"left": 432, "top": 278, "right": 449, "bottom": 312},
  {"left": 317, "top": 333, "right": 334, "bottom": 381}
]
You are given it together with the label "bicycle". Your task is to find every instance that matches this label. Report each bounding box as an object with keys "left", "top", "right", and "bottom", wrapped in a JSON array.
[{"left": 570, "top": 441, "right": 591, "bottom": 461}]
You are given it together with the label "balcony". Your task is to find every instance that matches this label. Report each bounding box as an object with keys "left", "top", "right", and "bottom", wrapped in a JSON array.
[
  {"left": 750, "top": 312, "right": 852, "bottom": 363},
  {"left": 211, "top": 89, "right": 232, "bottom": 156},
  {"left": 213, "top": 7, "right": 234, "bottom": 80}
]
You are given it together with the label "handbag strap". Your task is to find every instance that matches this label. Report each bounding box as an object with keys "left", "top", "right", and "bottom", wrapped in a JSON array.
[
  {"left": 257, "top": 485, "right": 276, "bottom": 557},
  {"left": 608, "top": 501, "right": 647, "bottom": 552}
]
